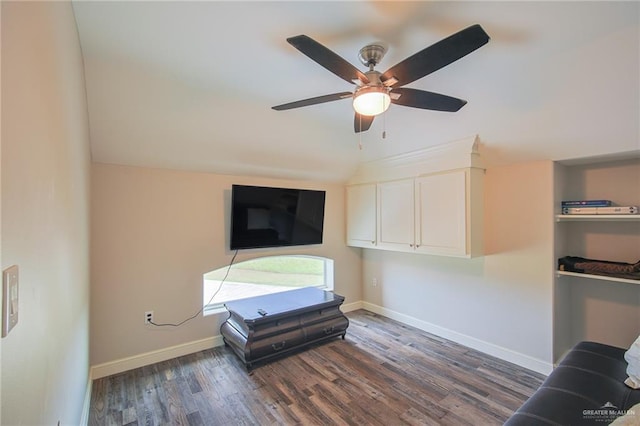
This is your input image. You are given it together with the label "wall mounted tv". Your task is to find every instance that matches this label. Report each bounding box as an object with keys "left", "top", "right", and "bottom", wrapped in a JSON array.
[{"left": 230, "top": 184, "right": 326, "bottom": 250}]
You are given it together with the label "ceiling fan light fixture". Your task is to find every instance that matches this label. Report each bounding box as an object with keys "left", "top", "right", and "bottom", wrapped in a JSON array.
[{"left": 353, "top": 86, "right": 391, "bottom": 116}]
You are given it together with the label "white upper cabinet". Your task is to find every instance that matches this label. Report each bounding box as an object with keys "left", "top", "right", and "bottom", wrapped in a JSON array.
[
  {"left": 415, "top": 170, "right": 467, "bottom": 256},
  {"left": 377, "top": 179, "right": 415, "bottom": 251},
  {"left": 345, "top": 183, "right": 377, "bottom": 248},
  {"left": 346, "top": 135, "right": 485, "bottom": 258}
]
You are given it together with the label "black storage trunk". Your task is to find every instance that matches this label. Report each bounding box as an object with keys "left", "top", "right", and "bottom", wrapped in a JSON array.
[{"left": 220, "top": 287, "right": 349, "bottom": 368}]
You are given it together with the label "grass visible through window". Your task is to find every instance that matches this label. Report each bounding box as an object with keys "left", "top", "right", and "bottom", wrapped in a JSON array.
[{"left": 203, "top": 256, "right": 332, "bottom": 311}]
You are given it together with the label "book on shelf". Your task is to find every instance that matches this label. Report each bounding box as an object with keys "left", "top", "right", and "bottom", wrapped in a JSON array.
[
  {"left": 561, "top": 199, "right": 612, "bottom": 207},
  {"left": 562, "top": 206, "right": 639, "bottom": 215},
  {"left": 562, "top": 207, "right": 597, "bottom": 214}
]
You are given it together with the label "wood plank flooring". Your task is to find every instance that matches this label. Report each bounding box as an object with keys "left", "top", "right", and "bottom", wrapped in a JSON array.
[{"left": 89, "top": 310, "right": 545, "bottom": 426}]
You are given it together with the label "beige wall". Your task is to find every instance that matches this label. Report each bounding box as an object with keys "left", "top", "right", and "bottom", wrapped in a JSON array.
[
  {"left": 362, "top": 160, "right": 555, "bottom": 372},
  {"left": 90, "top": 163, "right": 362, "bottom": 366},
  {"left": 1, "top": 2, "right": 91, "bottom": 425},
  {"left": 92, "top": 160, "right": 557, "bottom": 375}
]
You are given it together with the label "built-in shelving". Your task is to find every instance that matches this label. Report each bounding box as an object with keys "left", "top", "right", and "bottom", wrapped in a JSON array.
[
  {"left": 556, "top": 270, "right": 640, "bottom": 285},
  {"left": 552, "top": 156, "right": 640, "bottom": 364}
]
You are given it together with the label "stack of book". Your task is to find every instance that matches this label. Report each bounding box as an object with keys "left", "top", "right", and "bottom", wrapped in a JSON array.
[{"left": 561, "top": 200, "right": 639, "bottom": 215}]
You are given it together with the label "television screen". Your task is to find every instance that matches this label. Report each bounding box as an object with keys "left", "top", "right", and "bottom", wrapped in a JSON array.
[{"left": 230, "top": 184, "right": 326, "bottom": 250}]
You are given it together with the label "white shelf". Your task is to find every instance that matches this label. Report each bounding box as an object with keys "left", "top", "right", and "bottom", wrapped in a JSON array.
[
  {"left": 555, "top": 214, "right": 640, "bottom": 222},
  {"left": 556, "top": 270, "right": 640, "bottom": 285}
]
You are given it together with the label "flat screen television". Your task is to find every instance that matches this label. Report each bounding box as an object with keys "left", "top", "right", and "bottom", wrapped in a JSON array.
[{"left": 230, "top": 184, "right": 326, "bottom": 250}]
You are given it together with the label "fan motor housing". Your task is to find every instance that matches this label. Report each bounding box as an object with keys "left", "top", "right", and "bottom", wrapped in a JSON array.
[{"left": 362, "top": 70, "right": 384, "bottom": 87}]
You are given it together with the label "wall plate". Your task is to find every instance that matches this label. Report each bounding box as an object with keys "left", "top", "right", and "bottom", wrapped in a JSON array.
[{"left": 2, "top": 265, "right": 19, "bottom": 337}]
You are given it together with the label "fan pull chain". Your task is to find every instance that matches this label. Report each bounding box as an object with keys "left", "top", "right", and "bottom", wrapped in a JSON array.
[
  {"left": 382, "top": 102, "right": 387, "bottom": 139},
  {"left": 382, "top": 95, "right": 387, "bottom": 139},
  {"left": 358, "top": 114, "right": 363, "bottom": 150},
  {"left": 382, "top": 111, "right": 386, "bottom": 139}
]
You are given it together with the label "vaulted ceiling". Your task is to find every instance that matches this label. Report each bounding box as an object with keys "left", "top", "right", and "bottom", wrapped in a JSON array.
[{"left": 72, "top": 1, "right": 639, "bottom": 182}]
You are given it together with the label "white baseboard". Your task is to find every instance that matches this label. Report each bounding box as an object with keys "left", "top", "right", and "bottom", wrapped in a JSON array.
[
  {"left": 90, "top": 302, "right": 364, "bottom": 380},
  {"left": 80, "top": 376, "right": 92, "bottom": 425},
  {"left": 361, "top": 302, "right": 553, "bottom": 376},
  {"left": 89, "top": 299, "right": 551, "bottom": 381},
  {"left": 341, "top": 300, "right": 364, "bottom": 313},
  {"left": 90, "top": 335, "right": 225, "bottom": 379}
]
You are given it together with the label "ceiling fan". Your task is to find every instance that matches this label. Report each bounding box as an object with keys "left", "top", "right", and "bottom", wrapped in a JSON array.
[{"left": 272, "top": 24, "right": 490, "bottom": 133}]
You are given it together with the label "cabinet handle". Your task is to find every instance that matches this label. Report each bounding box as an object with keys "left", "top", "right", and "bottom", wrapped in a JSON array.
[
  {"left": 272, "top": 341, "right": 286, "bottom": 351},
  {"left": 409, "top": 244, "right": 414, "bottom": 247},
  {"left": 371, "top": 241, "right": 375, "bottom": 244},
  {"left": 323, "top": 326, "right": 335, "bottom": 335}
]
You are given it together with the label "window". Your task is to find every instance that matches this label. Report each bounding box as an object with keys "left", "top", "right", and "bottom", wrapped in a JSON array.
[{"left": 203, "top": 255, "right": 334, "bottom": 315}]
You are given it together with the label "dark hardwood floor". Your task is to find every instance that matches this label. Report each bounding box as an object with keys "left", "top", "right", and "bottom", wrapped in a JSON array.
[{"left": 89, "top": 310, "right": 545, "bottom": 426}]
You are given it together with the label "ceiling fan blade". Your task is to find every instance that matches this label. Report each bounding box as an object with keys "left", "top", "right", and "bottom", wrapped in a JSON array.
[
  {"left": 287, "top": 35, "right": 369, "bottom": 85},
  {"left": 354, "top": 113, "right": 374, "bottom": 133},
  {"left": 381, "top": 24, "right": 490, "bottom": 88},
  {"left": 272, "top": 92, "right": 352, "bottom": 111},
  {"left": 392, "top": 88, "right": 467, "bottom": 112}
]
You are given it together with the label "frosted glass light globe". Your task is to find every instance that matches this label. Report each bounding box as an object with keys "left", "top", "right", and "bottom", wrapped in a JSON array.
[{"left": 353, "top": 87, "right": 391, "bottom": 116}]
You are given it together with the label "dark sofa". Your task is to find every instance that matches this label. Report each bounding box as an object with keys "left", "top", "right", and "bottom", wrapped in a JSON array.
[{"left": 505, "top": 341, "right": 640, "bottom": 425}]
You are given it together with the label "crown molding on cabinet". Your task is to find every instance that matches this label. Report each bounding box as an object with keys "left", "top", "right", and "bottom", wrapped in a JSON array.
[{"left": 349, "top": 134, "right": 483, "bottom": 184}]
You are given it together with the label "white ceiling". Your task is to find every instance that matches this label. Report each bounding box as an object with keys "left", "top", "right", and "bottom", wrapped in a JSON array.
[{"left": 72, "top": 1, "right": 639, "bottom": 182}]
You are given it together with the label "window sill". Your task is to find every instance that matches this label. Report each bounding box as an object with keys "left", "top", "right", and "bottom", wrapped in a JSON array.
[{"left": 203, "top": 305, "right": 228, "bottom": 317}]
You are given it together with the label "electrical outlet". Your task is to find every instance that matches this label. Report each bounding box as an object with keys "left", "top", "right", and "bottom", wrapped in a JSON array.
[
  {"left": 372, "top": 277, "right": 378, "bottom": 287},
  {"left": 145, "top": 311, "right": 154, "bottom": 324}
]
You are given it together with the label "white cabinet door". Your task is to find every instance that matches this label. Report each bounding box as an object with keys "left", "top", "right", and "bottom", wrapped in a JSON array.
[
  {"left": 377, "top": 179, "right": 415, "bottom": 251},
  {"left": 415, "top": 170, "right": 468, "bottom": 256},
  {"left": 346, "top": 184, "right": 377, "bottom": 248}
]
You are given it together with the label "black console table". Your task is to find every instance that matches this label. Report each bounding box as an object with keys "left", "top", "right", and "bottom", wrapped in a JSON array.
[{"left": 220, "top": 287, "right": 349, "bottom": 368}]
